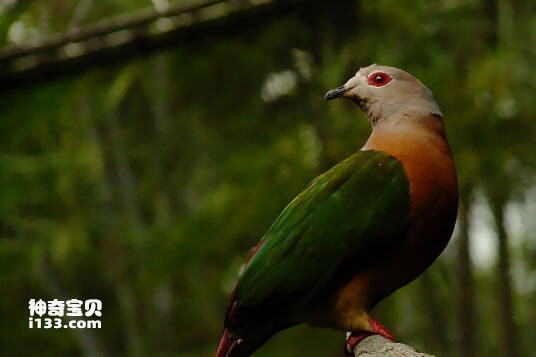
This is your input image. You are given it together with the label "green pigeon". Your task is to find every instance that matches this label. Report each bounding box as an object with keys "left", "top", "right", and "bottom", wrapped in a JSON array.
[{"left": 216, "top": 64, "right": 458, "bottom": 356}]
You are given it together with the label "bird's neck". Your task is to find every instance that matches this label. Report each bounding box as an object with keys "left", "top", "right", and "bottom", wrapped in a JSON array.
[
  {"left": 362, "top": 113, "right": 447, "bottom": 153},
  {"left": 361, "top": 93, "right": 443, "bottom": 126}
]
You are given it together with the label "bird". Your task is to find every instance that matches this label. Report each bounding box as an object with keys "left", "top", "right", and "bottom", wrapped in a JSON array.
[{"left": 216, "top": 64, "right": 458, "bottom": 356}]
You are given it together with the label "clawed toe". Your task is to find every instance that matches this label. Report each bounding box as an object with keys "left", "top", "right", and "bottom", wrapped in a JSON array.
[
  {"left": 345, "top": 331, "right": 373, "bottom": 356},
  {"left": 344, "top": 318, "right": 396, "bottom": 355}
]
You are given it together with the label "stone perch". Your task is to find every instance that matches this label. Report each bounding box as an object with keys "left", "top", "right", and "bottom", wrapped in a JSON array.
[{"left": 353, "top": 335, "right": 435, "bottom": 357}]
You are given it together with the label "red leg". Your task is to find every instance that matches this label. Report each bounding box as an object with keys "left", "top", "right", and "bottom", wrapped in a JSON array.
[
  {"left": 368, "top": 317, "right": 395, "bottom": 342},
  {"left": 344, "top": 318, "right": 395, "bottom": 355}
]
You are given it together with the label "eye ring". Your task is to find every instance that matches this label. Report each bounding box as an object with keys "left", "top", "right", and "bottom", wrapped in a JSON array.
[{"left": 367, "top": 72, "right": 392, "bottom": 87}]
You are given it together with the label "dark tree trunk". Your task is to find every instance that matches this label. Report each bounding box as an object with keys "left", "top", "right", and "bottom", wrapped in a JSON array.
[
  {"left": 457, "top": 186, "right": 477, "bottom": 357},
  {"left": 489, "top": 194, "right": 520, "bottom": 357},
  {"left": 419, "top": 272, "right": 450, "bottom": 354},
  {"left": 482, "top": 0, "right": 499, "bottom": 47}
]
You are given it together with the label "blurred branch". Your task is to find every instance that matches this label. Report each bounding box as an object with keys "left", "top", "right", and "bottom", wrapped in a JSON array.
[
  {"left": 0, "top": 0, "right": 310, "bottom": 90},
  {"left": 67, "top": 0, "right": 93, "bottom": 31},
  {"left": 353, "top": 335, "right": 434, "bottom": 357},
  {"left": 1, "top": 0, "right": 225, "bottom": 61}
]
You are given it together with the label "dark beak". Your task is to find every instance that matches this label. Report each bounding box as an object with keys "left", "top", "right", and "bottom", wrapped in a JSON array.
[{"left": 324, "top": 86, "right": 349, "bottom": 100}]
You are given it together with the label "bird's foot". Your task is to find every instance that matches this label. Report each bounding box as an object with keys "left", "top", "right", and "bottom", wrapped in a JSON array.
[
  {"left": 344, "top": 318, "right": 395, "bottom": 355},
  {"left": 345, "top": 330, "right": 373, "bottom": 355}
]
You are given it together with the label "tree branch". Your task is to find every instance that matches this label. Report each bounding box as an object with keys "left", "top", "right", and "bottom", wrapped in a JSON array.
[
  {"left": 0, "top": 0, "right": 313, "bottom": 90},
  {"left": 1, "top": 0, "right": 226, "bottom": 61},
  {"left": 353, "top": 335, "right": 435, "bottom": 357}
]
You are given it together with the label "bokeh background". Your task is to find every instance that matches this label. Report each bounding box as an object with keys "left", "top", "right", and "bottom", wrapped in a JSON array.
[{"left": 1, "top": 0, "right": 535, "bottom": 356}]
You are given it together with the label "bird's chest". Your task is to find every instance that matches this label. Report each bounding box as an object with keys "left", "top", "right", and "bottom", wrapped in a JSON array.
[
  {"left": 365, "top": 126, "right": 458, "bottom": 280},
  {"left": 366, "top": 126, "right": 458, "bottom": 248},
  {"left": 402, "top": 145, "right": 458, "bottom": 252}
]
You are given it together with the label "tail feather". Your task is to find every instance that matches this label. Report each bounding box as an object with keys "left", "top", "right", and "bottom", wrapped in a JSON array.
[
  {"left": 216, "top": 240, "right": 270, "bottom": 357},
  {"left": 215, "top": 327, "right": 273, "bottom": 357},
  {"left": 216, "top": 295, "right": 286, "bottom": 356},
  {"left": 216, "top": 328, "right": 238, "bottom": 357}
]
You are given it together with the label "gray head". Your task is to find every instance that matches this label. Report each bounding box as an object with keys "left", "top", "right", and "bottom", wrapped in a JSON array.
[{"left": 325, "top": 64, "right": 443, "bottom": 125}]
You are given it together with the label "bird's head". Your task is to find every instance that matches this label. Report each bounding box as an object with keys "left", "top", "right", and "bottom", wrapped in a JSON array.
[{"left": 325, "top": 64, "right": 443, "bottom": 125}]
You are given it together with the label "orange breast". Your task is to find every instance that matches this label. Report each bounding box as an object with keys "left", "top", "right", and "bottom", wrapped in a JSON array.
[
  {"left": 365, "top": 116, "right": 458, "bottom": 271},
  {"left": 364, "top": 117, "right": 458, "bottom": 222},
  {"left": 334, "top": 116, "right": 458, "bottom": 325}
]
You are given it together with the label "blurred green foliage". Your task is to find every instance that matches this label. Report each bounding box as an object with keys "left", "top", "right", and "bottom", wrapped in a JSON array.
[{"left": 1, "top": 1, "right": 536, "bottom": 356}]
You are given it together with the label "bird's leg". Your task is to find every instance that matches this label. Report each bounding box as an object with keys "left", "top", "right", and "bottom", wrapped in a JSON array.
[
  {"left": 368, "top": 317, "right": 395, "bottom": 341},
  {"left": 344, "top": 317, "right": 395, "bottom": 355}
]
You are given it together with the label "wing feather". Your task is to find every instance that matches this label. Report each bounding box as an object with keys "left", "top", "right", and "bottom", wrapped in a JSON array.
[{"left": 232, "top": 149, "right": 410, "bottom": 323}]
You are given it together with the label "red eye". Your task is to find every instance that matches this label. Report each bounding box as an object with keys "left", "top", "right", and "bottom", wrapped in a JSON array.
[{"left": 368, "top": 72, "right": 392, "bottom": 87}]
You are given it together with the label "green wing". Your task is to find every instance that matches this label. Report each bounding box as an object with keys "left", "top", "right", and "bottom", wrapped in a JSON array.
[{"left": 235, "top": 150, "right": 410, "bottom": 311}]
